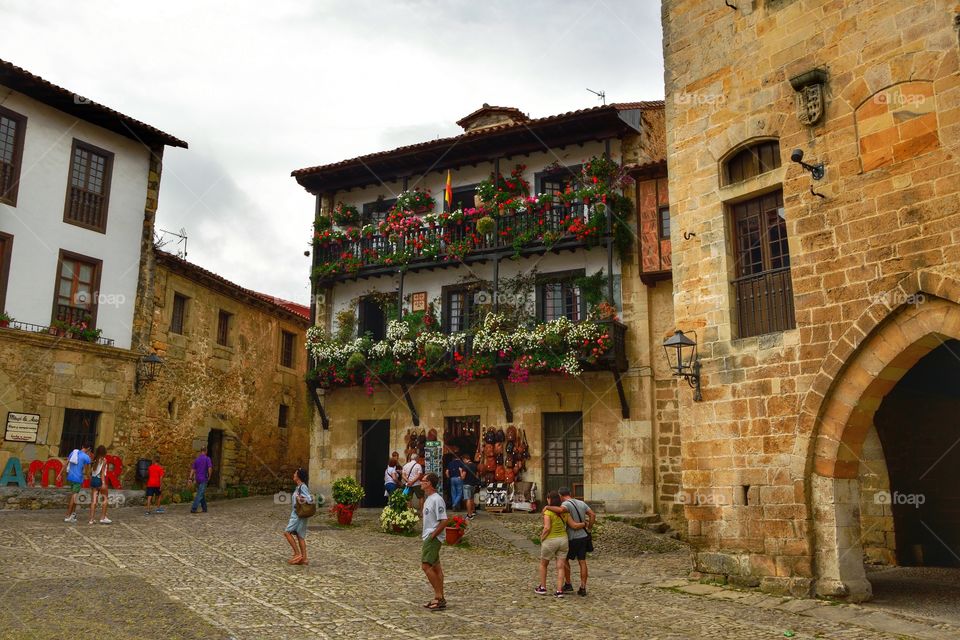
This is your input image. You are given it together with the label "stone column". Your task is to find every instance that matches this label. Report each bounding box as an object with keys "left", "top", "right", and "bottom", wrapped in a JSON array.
[{"left": 812, "top": 473, "right": 873, "bottom": 601}]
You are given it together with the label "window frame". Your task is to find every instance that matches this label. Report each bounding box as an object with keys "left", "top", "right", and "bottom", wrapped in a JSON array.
[
  {"left": 361, "top": 197, "right": 396, "bottom": 226},
  {"left": 0, "top": 105, "right": 27, "bottom": 207},
  {"left": 280, "top": 330, "right": 296, "bottom": 368},
  {"left": 278, "top": 404, "right": 289, "bottom": 429},
  {"left": 0, "top": 232, "right": 13, "bottom": 312},
  {"left": 536, "top": 269, "right": 586, "bottom": 323},
  {"left": 441, "top": 283, "right": 478, "bottom": 334},
  {"left": 448, "top": 184, "right": 478, "bottom": 211},
  {"left": 216, "top": 309, "right": 232, "bottom": 347},
  {"left": 722, "top": 140, "right": 781, "bottom": 187},
  {"left": 534, "top": 164, "right": 581, "bottom": 195},
  {"left": 51, "top": 249, "right": 102, "bottom": 329},
  {"left": 658, "top": 205, "right": 671, "bottom": 240},
  {"left": 58, "top": 409, "right": 100, "bottom": 457},
  {"left": 357, "top": 295, "right": 392, "bottom": 341},
  {"left": 62, "top": 138, "right": 114, "bottom": 234},
  {"left": 170, "top": 292, "right": 188, "bottom": 335}
]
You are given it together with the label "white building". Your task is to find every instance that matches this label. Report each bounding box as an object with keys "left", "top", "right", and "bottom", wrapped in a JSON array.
[{"left": 0, "top": 58, "right": 186, "bottom": 350}]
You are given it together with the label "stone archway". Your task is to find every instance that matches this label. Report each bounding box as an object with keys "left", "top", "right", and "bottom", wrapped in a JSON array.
[{"left": 799, "top": 271, "right": 960, "bottom": 601}]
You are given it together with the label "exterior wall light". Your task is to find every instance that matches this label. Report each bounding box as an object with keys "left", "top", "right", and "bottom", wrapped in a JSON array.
[
  {"left": 136, "top": 353, "right": 164, "bottom": 393},
  {"left": 790, "top": 149, "right": 825, "bottom": 180},
  {"left": 663, "top": 330, "right": 702, "bottom": 401}
]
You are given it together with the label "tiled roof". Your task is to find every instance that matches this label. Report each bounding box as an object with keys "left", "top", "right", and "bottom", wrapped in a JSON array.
[
  {"left": 292, "top": 101, "right": 664, "bottom": 179},
  {"left": 155, "top": 251, "right": 310, "bottom": 324},
  {"left": 455, "top": 104, "right": 530, "bottom": 129},
  {"left": 0, "top": 58, "right": 187, "bottom": 149}
]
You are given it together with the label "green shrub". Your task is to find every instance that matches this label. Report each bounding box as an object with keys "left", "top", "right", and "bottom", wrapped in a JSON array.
[{"left": 332, "top": 476, "right": 365, "bottom": 506}]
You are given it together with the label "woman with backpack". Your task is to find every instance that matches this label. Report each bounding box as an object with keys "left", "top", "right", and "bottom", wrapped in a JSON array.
[
  {"left": 88, "top": 445, "right": 111, "bottom": 524},
  {"left": 283, "top": 468, "right": 315, "bottom": 565}
]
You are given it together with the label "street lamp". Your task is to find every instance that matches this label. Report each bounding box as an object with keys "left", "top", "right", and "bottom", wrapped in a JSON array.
[
  {"left": 135, "top": 353, "right": 164, "bottom": 393},
  {"left": 663, "top": 330, "right": 702, "bottom": 401}
]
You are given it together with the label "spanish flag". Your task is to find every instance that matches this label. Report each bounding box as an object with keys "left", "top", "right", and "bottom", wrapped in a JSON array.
[{"left": 444, "top": 170, "right": 453, "bottom": 212}]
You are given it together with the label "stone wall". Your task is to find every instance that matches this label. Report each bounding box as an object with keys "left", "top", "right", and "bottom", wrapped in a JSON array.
[
  {"left": 138, "top": 258, "right": 311, "bottom": 495},
  {"left": 662, "top": 0, "right": 960, "bottom": 597}
]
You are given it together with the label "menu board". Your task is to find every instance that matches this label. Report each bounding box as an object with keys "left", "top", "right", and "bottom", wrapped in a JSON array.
[{"left": 5, "top": 412, "right": 40, "bottom": 443}]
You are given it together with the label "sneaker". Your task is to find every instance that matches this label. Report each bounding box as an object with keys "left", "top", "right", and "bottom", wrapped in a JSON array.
[
  {"left": 577, "top": 587, "right": 587, "bottom": 597},
  {"left": 64, "top": 516, "right": 74, "bottom": 523},
  {"left": 145, "top": 511, "right": 151, "bottom": 515},
  {"left": 88, "top": 520, "right": 95, "bottom": 525},
  {"left": 554, "top": 591, "right": 564, "bottom": 598},
  {"left": 534, "top": 586, "right": 547, "bottom": 595},
  {"left": 562, "top": 583, "right": 574, "bottom": 592},
  {"left": 99, "top": 518, "right": 112, "bottom": 524},
  {"left": 154, "top": 508, "right": 165, "bottom": 514}
]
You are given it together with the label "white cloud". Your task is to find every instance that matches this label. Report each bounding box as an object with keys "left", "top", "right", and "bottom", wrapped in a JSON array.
[{"left": 1, "top": 0, "right": 663, "bottom": 303}]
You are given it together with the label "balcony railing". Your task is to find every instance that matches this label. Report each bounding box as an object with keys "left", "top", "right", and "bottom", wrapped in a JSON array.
[
  {"left": 0, "top": 319, "right": 114, "bottom": 347},
  {"left": 65, "top": 187, "right": 106, "bottom": 230},
  {"left": 733, "top": 267, "right": 796, "bottom": 338},
  {"left": 313, "top": 203, "right": 603, "bottom": 281}
]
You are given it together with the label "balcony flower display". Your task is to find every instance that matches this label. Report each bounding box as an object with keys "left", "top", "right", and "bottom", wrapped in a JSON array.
[
  {"left": 394, "top": 188, "right": 435, "bottom": 213},
  {"left": 332, "top": 202, "right": 360, "bottom": 226}
]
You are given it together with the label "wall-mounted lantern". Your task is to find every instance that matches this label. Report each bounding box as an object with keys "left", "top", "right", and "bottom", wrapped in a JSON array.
[
  {"left": 135, "top": 353, "right": 164, "bottom": 393},
  {"left": 663, "top": 330, "right": 702, "bottom": 401}
]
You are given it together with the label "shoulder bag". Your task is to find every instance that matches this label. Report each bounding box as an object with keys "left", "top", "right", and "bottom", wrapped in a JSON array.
[
  {"left": 294, "top": 485, "right": 317, "bottom": 518},
  {"left": 571, "top": 501, "right": 593, "bottom": 552}
]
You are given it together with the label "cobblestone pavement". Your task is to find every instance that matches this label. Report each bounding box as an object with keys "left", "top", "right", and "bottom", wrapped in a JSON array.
[{"left": 0, "top": 498, "right": 955, "bottom": 640}]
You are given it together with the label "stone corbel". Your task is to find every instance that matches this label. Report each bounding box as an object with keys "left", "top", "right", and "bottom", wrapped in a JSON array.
[
  {"left": 398, "top": 382, "right": 420, "bottom": 427},
  {"left": 306, "top": 380, "right": 330, "bottom": 430},
  {"left": 789, "top": 68, "right": 828, "bottom": 126}
]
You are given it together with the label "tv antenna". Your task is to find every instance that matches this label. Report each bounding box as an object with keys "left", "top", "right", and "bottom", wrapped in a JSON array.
[
  {"left": 586, "top": 88, "right": 606, "bottom": 105},
  {"left": 157, "top": 227, "right": 188, "bottom": 259}
]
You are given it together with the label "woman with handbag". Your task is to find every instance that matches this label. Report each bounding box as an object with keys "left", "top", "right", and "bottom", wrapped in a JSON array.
[{"left": 283, "top": 468, "right": 315, "bottom": 565}]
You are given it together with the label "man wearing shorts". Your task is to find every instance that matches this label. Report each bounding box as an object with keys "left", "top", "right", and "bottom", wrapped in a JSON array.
[
  {"left": 460, "top": 454, "right": 479, "bottom": 519},
  {"left": 59, "top": 444, "right": 91, "bottom": 523},
  {"left": 402, "top": 453, "right": 424, "bottom": 513},
  {"left": 145, "top": 456, "right": 165, "bottom": 515},
  {"left": 560, "top": 486, "right": 595, "bottom": 596},
  {"left": 420, "top": 473, "right": 449, "bottom": 610}
]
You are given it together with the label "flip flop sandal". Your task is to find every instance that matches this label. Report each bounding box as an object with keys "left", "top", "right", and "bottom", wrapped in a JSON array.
[
  {"left": 427, "top": 598, "right": 447, "bottom": 610},
  {"left": 423, "top": 599, "right": 440, "bottom": 609}
]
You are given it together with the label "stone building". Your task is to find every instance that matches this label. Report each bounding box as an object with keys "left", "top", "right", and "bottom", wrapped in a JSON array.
[
  {"left": 0, "top": 58, "right": 185, "bottom": 486},
  {"left": 138, "top": 251, "right": 312, "bottom": 493},
  {"left": 293, "top": 102, "right": 682, "bottom": 515},
  {"left": 662, "top": 0, "right": 960, "bottom": 599}
]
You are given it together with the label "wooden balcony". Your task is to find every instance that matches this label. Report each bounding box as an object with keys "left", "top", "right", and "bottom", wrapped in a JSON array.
[
  {"left": 733, "top": 267, "right": 796, "bottom": 338},
  {"left": 312, "top": 203, "right": 604, "bottom": 283}
]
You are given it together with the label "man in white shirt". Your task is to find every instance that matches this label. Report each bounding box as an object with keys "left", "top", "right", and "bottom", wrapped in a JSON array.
[
  {"left": 419, "top": 473, "right": 449, "bottom": 610},
  {"left": 401, "top": 453, "right": 424, "bottom": 514}
]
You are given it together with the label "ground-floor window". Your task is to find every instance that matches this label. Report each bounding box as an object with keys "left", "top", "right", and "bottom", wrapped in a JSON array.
[{"left": 58, "top": 409, "right": 99, "bottom": 457}]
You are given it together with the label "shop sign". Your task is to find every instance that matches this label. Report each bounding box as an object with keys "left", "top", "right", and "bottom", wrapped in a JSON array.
[{"left": 4, "top": 412, "right": 40, "bottom": 443}]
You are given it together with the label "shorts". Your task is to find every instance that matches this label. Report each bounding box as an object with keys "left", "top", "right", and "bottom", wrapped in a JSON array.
[
  {"left": 90, "top": 477, "right": 102, "bottom": 489},
  {"left": 462, "top": 484, "right": 475, "bottom": 500},
  {"left": 69, "top": 482, "right": 83, "bottom": 493},
  {"left": 421, "top": 536, "right": 442, "bottom": 565},
  {"left": 540, "top": 536, "right": 569, "bottom": 560},
  {"left": 145, "top": 487, "right": 162, "bottom": 497},
  {"left": 567, "top": 536, "right": 590, "bottom": 560}
]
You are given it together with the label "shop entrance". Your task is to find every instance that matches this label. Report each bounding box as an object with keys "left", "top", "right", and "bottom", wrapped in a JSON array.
[
  {"left": 360, "top": 420, "right": 390, "bottom": 507},
  {"left": 543, "top": 412, "right": 583, "bottom": 497}
]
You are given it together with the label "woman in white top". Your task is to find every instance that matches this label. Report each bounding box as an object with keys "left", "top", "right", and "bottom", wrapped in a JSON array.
[
  {"left": 88, "top": 445, "right": 111, "bottom": 524},
  {"left": 384, "top": 453, "right": 400, "bottom": 497}
]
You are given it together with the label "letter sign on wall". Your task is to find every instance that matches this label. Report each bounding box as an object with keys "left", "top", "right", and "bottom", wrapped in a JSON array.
[{"left": 4, "top": 412, "right": 40, "bottom": 443}]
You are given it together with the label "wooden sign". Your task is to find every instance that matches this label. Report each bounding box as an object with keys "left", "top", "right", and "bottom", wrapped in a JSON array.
[
  {"left": 4, "top": 412, "right": 40, "bottom": 443},
  {"left": 410, "top": 291, "right": 427, "bottom": 312}
]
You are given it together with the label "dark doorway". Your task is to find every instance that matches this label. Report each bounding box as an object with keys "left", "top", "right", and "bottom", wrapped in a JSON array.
[
  {"left": 875, "top": 339, "right": 960, "bottom": 567},
  {"left": 543, "top": 412, "right": 584, "bottom": 497},
  {"left": 360, "top": 420, "right": 390, "bottom": 507},
  {"left": 358, "top": 296, "right": 388, "bottom": 342},
  {"left": 58, "top": 410, "right": 99, "bottom": 457},
  {"left": 207, "top": 429, "right": 224, "bottom": 489}
]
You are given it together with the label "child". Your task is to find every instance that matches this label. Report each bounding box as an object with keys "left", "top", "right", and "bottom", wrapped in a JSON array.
[{"left": 145, "top": 455, "right": 165, "bottom": 515}]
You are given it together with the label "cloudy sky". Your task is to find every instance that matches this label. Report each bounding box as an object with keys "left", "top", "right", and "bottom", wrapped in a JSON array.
[{"left": 2, "top": 0, "right": 664, "bottom": 304}]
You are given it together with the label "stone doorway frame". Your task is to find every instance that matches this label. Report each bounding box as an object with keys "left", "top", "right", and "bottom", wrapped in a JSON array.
[{"left": 796, "top": 271, "right": 960, "bottom": 602}]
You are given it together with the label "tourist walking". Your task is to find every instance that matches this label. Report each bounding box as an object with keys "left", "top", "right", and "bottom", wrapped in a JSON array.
[
  {"left": 145, "top": 456, "right": 165, "bottom": 515},
  {"left": 189, "top": 447, "right": 213, "bottom": 514},
  {"left": 460, "top": 454, "right": 479, "bottom": 519},
  {"left": 59, "top": 444, "right": 91, "bottom": 523},
  {"left": 87, "top": 445, "right": 112, "bottom": 524},
  {"left": 536, "top": 491, "right": 573, "bottom": 598},
  {"left": 283, "top": 468, "right": 314, "bottom": 565},
  {"left": 420, "top": 473, "right": 449, "bottom": 610},
  {"left": 559, "top": 487, "right": 595, "bottom": 596},
  {"left": 445, "top": 454, "right": 465, "bottom": 511},
  {"left": 384, "top": 454, "right": 400, "bottom": 497}
]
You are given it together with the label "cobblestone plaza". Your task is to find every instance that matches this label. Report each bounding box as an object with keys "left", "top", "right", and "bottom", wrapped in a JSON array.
[{"left": 1, "top": 498, "right": 957, "bottom": 639}]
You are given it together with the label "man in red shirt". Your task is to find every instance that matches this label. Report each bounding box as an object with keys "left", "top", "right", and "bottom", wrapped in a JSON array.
[{"left": 145, "top": 456, "right": 165, "bottom": 515}]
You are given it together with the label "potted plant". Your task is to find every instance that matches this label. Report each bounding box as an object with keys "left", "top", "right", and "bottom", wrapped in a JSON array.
[
  {"left": 329, "top": 476, "right": 365, "bottom": 525},
  {"left": 445, "top": 514, "right": 468, "bottom": 545},
  {"left": 0, "top": 311, "right": 12, "bottom": 328},
  {"left": 332, "top": 202, "right": 360, "bottom": 227},
  {"left": 379, "top": 488, "right": 419, "bottom": 534}
]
